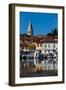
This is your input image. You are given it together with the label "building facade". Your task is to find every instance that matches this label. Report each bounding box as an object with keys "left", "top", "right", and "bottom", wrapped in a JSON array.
[
  {"left": 42, "top": 41, "right": 58, "bottom": 54},
  {"left": 20, "top": 21, "right": 58, "bottom": 71}
]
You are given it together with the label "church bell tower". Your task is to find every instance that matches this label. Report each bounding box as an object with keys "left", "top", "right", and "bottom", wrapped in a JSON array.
[{"left": 27, "top": 20, "right": 33, "bottom": 36}]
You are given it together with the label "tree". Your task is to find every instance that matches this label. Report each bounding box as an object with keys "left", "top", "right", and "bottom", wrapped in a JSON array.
[
  {"left": 47, "top": 32, "right": 53, "bottom": 36},
  {"left": 51, "top": 28, "right": 58, "bottom": 36},
  {"left": 47, "top": 28, "right": 58, "bottom": 36}
]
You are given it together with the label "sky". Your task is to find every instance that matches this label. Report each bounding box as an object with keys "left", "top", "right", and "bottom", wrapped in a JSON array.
[{"left": 20, "top": 12, "right": 58, "bottom": 35}]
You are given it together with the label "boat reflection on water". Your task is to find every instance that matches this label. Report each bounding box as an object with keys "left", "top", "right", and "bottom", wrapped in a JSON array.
[{"left": 20, "top": 50, "right": 58, "bottom": 78}]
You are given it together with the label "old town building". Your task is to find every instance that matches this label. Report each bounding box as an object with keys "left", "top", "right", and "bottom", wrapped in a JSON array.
[{"left": 20, "top": 21, "right": 58, "bottom": 71}]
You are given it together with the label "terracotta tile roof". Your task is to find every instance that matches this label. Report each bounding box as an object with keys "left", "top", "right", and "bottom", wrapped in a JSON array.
[{"left": 20, "top": 35, "right": 58, "bottom": 43}]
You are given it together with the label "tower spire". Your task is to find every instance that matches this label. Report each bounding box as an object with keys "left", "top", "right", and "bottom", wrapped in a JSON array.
[{"left": 27, "top": 20, "right": 33, "bottom": 36}]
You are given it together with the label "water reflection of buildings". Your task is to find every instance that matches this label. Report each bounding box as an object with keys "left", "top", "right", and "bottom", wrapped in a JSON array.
[{"left": 20, "top": 21, "right": 58, "bottom": 72}]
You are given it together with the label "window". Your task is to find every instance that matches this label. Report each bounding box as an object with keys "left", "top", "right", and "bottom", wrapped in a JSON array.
[
  {"left": 26, "top": 47, "right": 27, "bottom": 49},
  {"left": 48, "top": 50, "right": 50, "bottom": 53},
  {"left": 53, "top": 44, "right": 55, "bottom": 48},
  {"left": 37, "top": 44, "right": 39, "bottom": 47},
  {"left": 22, "top": 47, "right": 24, "bottom": 49},
  {"left": 22, "top": 40, "right": 24, "bottom": 42},
  {"left": 40, "top": 44, "right": 42, "bottom": 47},
  {"left": 45, "top": 44, "right": 47, "bottom": 48},
  {"left": 48, "top": 44, "right": 50, "bottom": 48},
  {"left": 28, "top": 31, "right": 31, "bottom": 33},
  {"left": 36, "top": 60, "right": 37, "bottom": 64}
]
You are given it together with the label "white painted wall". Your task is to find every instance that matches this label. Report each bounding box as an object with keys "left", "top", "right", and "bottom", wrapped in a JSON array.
[
  {"left": 0, "top": 0, "right": 66, "bottom": 90},
  {"left": 42, "top": 43, "right": 58, "bottom": 54}
]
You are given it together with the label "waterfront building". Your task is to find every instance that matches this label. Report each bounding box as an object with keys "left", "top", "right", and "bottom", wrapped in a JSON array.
[
  {"left": 42, "top": 36, "right": 58, "bottom": 54},
  {"left": 20, "top": 21, "right": 58, "bottom": 71}
]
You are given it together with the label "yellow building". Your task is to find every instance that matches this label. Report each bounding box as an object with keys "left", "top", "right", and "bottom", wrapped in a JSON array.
[
  {"left": 35, "top": 43, "right": 42, "bottom": 50},
  {"left": 20, "top": 42, "right": 36, "bottom": 52}
]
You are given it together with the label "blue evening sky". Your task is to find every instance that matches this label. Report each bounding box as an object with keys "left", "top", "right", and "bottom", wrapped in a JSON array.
[{"left": 20, "top": 12, "right": 58, "bottom": 35}]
